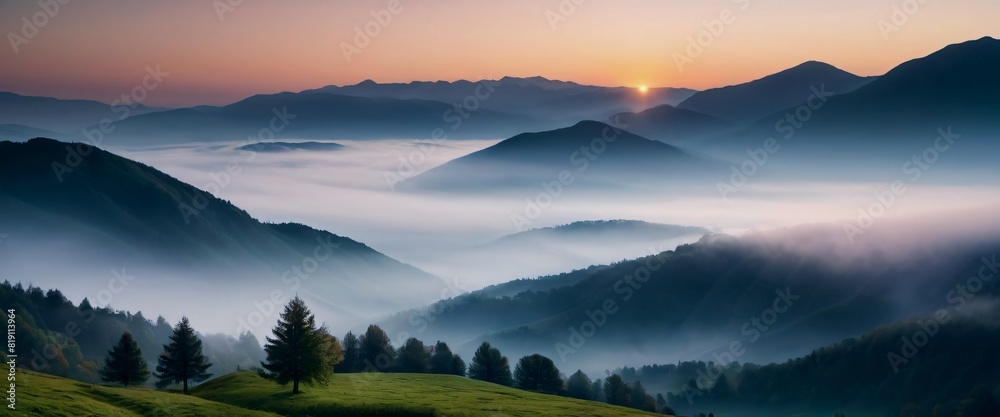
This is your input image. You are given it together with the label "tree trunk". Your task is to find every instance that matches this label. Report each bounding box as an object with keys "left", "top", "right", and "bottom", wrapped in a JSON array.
[
  {"left": 183, "top": 378, "right": 189, "bottom": 395},
  {"left": 293, "top": 378, "right": 299, "bottom": 394}
]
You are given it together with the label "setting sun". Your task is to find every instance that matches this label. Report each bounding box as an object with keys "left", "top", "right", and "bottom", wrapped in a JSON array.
[{"left": 638, "top": 85, "right": 648, "bottom": 93}]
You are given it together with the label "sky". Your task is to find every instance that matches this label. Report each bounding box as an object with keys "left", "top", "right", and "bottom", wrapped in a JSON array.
[{"left": 1, "top": 0, "right": 998, "bottom": 107}]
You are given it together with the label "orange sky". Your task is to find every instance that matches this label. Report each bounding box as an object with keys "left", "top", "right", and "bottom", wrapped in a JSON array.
[{"left": 1, "top": 0, "right": 997, "bottom": 107}]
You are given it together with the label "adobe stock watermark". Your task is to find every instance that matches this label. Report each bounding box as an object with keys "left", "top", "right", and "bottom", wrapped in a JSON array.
[
  {"left": 672, "top": 0, "right": 751, "bottom": 73},
  {"left": 51, "top": 65, "right": 169, "bottom": 182},
  {"left": 715, "top": 84, "right": 834, "bottom": 201},
  {"left": 178, "top": 107, "right": 295, "bottom": 224},
  {"left": 213, "top": 0, "right": 245, "bottom": 21},
  {"left": 842, "top": 127, "right": 959, "bottom": 243},
  {"left": 509, "top": 116, "right": 628, "bottom": 232},
  {"left": 886, "top": 254, "right": 997, "bottom": 372},
  {"left": 341, "top": 0, "right": 405, "bottom": 63},
  {"left": 877, "top": 0, "right": 930, "bottom": 40},
  {"left": 384, "top": 78, "right": 503, "bottom": 190},
  {"left": 7, "top": 0, "right": 71, "bottom": 54},
  {"left": 545, "top": 0, "right": 587, "bottom": 31},
  {"left": 681, "top": 288, "right": 799, "bottom": 405}
]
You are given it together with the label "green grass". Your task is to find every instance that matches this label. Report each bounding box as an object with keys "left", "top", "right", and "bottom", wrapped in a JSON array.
[
  {"left": 193, "top": 371, "right": 668, "bottom": 417},
  {"left": 10, "top": 370, "right": 668, "bottom": 416},
  {"left": 10, "top": 370, "right": 279, "bottom": 417}
]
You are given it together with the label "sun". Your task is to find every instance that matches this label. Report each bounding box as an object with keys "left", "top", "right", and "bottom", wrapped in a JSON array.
[{"left": 638, "top": 85, "right": 649, "bottom": 94}]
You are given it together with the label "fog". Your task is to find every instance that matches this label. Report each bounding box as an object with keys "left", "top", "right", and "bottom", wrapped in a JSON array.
[{"left": 4, "top": 136, "right": 992, "bottom": 339}]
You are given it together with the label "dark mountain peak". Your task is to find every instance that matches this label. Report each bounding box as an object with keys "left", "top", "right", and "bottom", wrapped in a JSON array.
[
  {"left": 677, "top": 58, "right": 872, "bottom": 124},
  {"left": 356, "top": 79, "right": 378, "bottom": 86}
]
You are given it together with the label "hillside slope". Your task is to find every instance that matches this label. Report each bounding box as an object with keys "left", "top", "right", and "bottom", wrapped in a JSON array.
[
  {"left": 13, "top": 370, "right": 278, "bottom": 417},
  {"left": 194, "top": 371, "right": 668, "bottom": 417}
]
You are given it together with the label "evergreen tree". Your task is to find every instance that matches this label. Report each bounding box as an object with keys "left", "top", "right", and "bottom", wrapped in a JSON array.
[
  {"left": 335, "top": 331, "right": 360, "bottom": 373},
  {"left": 430, "top": 341, "right": 456, "bottom": 374},
  {"left": 451, "top": 354, "right": 467, "bottom": 376},
  {"left": 514, "top": 354, "right": 563, "bottom": 394},
  {"left": 467, "top": 341, "right": 512, "bottom": 386},
  {"left": 260, "top": 296, "right": 329, "bottom": 393},
  {"left": 395, "top": 337, "right": 431, "bottom": 373},
  {"left": 630, "top": 380, "right": 654, "bottom": 411},
  {"left": 358, "top": 324, "right": 395, "bottom": 372},
  {"left": 566, "top": 369, "right": 593, "bottom": 400},
  {"left": 604, "top": 374, "right": 630, "bottom": 406},
  {"left": 154, "top": 317, "right": 212, "bottom": 394},
  {"left": 709, "top": 373, "right": 735, "bottom": 401},
  {"left": 99, "top": 332, "right": 150, "bottom": 387}
]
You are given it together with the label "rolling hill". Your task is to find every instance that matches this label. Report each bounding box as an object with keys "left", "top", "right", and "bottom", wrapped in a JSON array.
[
  {"left": 193, "top": 371, "right": 668, "bottom": 417},
  {"left": 10, "top": 368, "right": 672, "bottom": 416},
  {"left": 379, "top": 221, "right": 1000, "bottom": 371},
  {"left": 403, "top": 120, "right": 720, "bottom": 192},
  {"left": 0, "top": 138, "right": 448, "bottom": 329},
  {"left": 13, "top": 370, "right": 278, "bottom": 417},
  {"left": 416, "top": 220, "right": 712, "bottom": 289}
]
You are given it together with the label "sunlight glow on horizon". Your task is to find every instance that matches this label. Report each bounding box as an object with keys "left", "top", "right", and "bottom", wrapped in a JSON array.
[{"left": 0, "top": 1, "right": 997, "bottom": 107}]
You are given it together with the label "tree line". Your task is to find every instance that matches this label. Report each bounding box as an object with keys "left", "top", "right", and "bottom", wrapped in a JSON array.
[{"left": 90, "top": 295, "right": 678, "bottom": 414}]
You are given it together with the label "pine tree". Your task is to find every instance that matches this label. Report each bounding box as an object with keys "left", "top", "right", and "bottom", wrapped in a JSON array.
[
  {"left": 154, "top": 317, "right": 213, "bottom": 394},
  {"left": 99, "top": 332, "right": 150, "bottom": 387},
  {"left": 451, "top": 354, "right": 467, "bottom": 376},
  {"left": 260, "top": 296, "right": 330, "bottom": 393},
  {"left": 467, "top": 341, "right": 512, "bottom": 386},
  {"left": 335, "top": 331, "right": 360, "bottom": 373},
  {"left": 604, "top": 374, "right": 630, "bottom": 406},
  {"left": 566, "top": 369, "right": 593, "bottom": 400}
]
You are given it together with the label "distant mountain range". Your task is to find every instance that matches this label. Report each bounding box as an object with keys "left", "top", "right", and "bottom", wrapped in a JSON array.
[
  {"left": 0, "top": 92, "right": 166, "bottom": 133},
  {"left": 304, "top": 76, "right": 697, "bottom": 124},
  {"left": 0, "top": 138, "right": 447, "bottom": 328},
  {"left": 612, "top": 104, "right": 734, "bottom": 146},
  {"left": 86, "top": 92, "right": 548, "bottom": 145},
  {"left": 403, "top": 120, "right": 721, "bottom": 192}
]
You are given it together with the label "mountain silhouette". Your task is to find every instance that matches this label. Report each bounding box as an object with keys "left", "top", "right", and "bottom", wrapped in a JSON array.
[
  {"left": 0, "top": 138, "right": 448, "bottom": 324},
  {"left": 677, "top": 61, "right": 874, "bottom": 125},
  {"left": 404, "top": 120, "right": 719, "bottom": 191}
]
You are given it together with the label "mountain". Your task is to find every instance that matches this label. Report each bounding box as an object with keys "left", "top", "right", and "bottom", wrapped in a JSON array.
[
  {"left": 418, "top": 220, "right": 711, "bottom": 289},
  {"left": 0, "top": 138, "right": 448, "bottom": 329},
  {"left": 379, "top": 220, "right": 1000, "bottom": 372},
  {"left": 0, "top": 91, "right": 165, "bottom": 132},
  {"left": 234, "top": 141, "right": 345, "bottom": 153},
  {"left": 611, "top": 105, "right": 735, "bottom": 146},
  {"left": 665, "top": 309, "right": 1000, "bottom": 417},
  {"left": 95, "top": 92, "right": 546, "bottom": 145},
  {"left": 698, "top": 37, "right": 1000, "bottom": 163},
  {"left": 0, "top": 123, "right": 61, "bottom": 141},
  {"left": 304, "top": 76, "right": 698, "bottom": 124},
  {"left": 403, "top": 120, "right": 720, "bottom": 192},
  {"left": 676, "top": 61, "right": 874, "bottom": 125}
]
